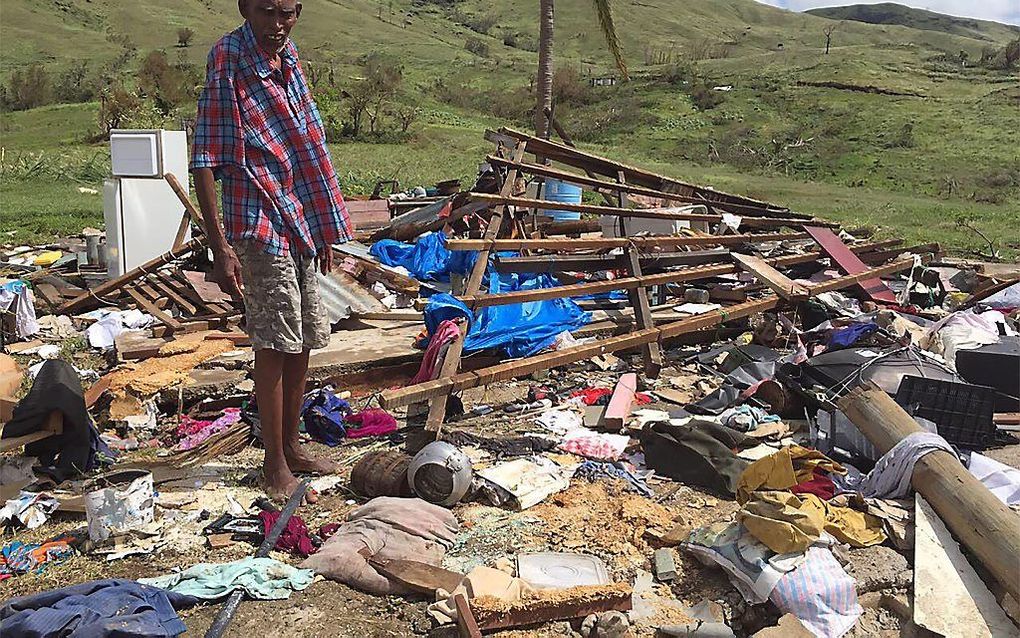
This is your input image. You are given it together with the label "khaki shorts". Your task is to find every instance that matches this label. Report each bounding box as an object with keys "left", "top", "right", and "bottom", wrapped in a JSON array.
[{"left": 233, "top": 240, "right": 331, "bottom": 354}]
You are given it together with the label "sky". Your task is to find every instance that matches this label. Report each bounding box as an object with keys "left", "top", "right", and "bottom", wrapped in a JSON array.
[{"left": 755, "top": 1, "right": 1020, "bottom": 26}]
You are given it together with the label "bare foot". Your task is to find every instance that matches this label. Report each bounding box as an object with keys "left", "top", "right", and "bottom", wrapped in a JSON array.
[
  {"left": 261, "top": 468, "right": 319, "bottom": 505},
  {"left": 285, "top": 445, "right": 339, "bottom": 475}
]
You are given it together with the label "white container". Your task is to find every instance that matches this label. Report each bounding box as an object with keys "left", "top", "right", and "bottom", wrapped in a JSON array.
[{"left": 84, "top": 469, "right": 155, "bottom": 542}]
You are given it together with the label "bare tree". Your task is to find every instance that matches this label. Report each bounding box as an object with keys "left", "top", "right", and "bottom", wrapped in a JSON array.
[{"left": 823, "top": 23, "right": 838, "bottom": 55}]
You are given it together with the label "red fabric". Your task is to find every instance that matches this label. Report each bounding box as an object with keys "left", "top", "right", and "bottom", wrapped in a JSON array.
[
  {"left": 258, "top": 510, "right": 317, "bottom": 557},
  {"left": 345, "top": 409, "right": 398, "bottom": 438},
  {"left": 410, "top": 319, "right": 462, "bottom": 384},
  {"left": 790, "top": 469, "right": 836, "bottom": 500},
  {"left": 570, "top": 387, "right": 652, "bottom": 406}
]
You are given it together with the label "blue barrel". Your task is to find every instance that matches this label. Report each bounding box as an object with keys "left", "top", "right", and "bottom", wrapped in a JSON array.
[{"left": 543, "top": 179, "right": 583, "bottom": 221}]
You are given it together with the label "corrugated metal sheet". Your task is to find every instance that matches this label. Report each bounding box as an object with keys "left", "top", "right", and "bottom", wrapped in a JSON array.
[{"left": 316, "top": 271, "right": 387, "bottom": 324}]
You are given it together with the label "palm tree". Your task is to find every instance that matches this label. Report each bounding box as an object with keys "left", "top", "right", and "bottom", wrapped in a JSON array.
[{"left": 534, "top": 0, "right": 629, "bottom": 138}]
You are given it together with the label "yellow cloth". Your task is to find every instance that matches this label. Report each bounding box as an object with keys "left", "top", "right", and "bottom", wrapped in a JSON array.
[
  {"left": 738, "top": 491, "right": 887, "bottom": 553},
  {"left": 736, "top": 445, "right": 846, "bottom": 503}
]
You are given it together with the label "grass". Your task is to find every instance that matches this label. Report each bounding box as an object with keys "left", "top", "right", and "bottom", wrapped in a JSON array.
[{"left": 0, "top": 0, "right": 1016, "bottom": 257}]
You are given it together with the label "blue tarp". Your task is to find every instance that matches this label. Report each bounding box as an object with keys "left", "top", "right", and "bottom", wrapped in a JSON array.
[{"left": 375, "top": 232, "right": 591, "bottom": 357}]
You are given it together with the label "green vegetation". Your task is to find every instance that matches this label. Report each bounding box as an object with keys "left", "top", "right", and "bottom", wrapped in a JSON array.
[
  {"left": 0, "top": 0, "right": 1017, "bottom": 258},
  {"left": 806, "top": 3, "right": 1020, "bottom": 43}
]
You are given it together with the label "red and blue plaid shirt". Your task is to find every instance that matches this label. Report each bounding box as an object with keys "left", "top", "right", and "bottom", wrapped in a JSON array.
[{"left": 192, "top": 22, "right": 351, "bottom": 256}]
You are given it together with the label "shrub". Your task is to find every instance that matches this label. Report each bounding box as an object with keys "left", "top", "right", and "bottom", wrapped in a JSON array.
[
  {"left": 465, "top": 37, "right": 489, "bottom": 57},
  {"left": 551, "top": 66, "right": 592, "bottom": 106},
  {"left": 2, "top": 65, "right": 53, "bottom": 111},
  {"left": 177, "top": 28, "right": 195, "bottom": 48}
]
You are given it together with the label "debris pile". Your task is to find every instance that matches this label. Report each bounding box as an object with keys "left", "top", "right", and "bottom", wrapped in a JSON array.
[{"left": 2, "top": 126, "right": 1019, "bottom": 637}]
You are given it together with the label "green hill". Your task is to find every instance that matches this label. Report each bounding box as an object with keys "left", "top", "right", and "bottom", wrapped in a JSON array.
[
  {"left": 806, "top": 3, "right": 1020, "bottom": 44},
  {"left": 1, "top": 0, "right": 1017, "bottom": 257}
]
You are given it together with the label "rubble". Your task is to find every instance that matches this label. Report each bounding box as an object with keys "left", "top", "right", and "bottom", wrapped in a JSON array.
[{"left": 2, "top": 125, "right": 1019, "bottom": 638}]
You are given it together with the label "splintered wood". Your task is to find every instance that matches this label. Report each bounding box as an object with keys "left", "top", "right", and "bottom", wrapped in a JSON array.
[
  {"left": 107, "top": 338, "right": 237, "bottom": 418},
  {"left": 470, "top": 582, "right": 633, "bottom": 630}
]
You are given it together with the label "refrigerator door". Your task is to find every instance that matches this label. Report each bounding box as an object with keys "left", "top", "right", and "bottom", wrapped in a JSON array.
[
  {"left": 110, "top": 130, "right": 162, "bottom": 177},
  {"left": 103, "top": 178, "right": 126, "bottom": 278},
  {"left": 117, "top": 177, "right": 187, "bottom": 273}
]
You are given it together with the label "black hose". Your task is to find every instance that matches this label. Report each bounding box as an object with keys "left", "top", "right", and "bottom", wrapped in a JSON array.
[{"left": 203, "top": 478, "right": 310, "bottom": 638}]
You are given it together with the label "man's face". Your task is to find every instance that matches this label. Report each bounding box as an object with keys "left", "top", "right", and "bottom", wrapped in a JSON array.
[{"left": 240, "top": 0, "right": 302, "bottom": 54}]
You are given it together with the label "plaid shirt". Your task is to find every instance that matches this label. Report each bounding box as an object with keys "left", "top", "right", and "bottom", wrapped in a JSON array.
[{"left": 192, "top": 22, "right": 351, "bottom": 256}]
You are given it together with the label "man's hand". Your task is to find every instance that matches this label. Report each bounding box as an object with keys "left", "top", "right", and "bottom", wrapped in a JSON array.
[
  {"left": 317, "top": 248, "right": 333, "bottom": 275},
  {"left": 212, "top": 244, "right": 245, "bottom": 298}
]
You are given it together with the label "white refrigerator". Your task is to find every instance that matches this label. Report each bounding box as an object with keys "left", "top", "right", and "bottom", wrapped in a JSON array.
[{"left": 103, "top": 129, "right": 190, "bottom": 278}]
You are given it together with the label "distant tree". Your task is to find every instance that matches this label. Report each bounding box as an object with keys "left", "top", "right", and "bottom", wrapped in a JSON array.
[
  {"left": 958, "top": 50, "right": 969, "bottom": 67},
  {"left": 343, "top": 53, "right": 403, "bottom": 137},
  {"left": 823, "top": 23, "right": 838, "bottom": 55},
  {"left": 3, "top": 65, "right": 52, "bottom": 111},
  {"left": 97, "top": 86, "right": 142, "bottom": 135},
  {"left": 177, "top": 28, "right": 194, "bottom": 48},
  {"left": 138, "top": 50, "right": 193, "bottom": 113},
  {"left": 1006, "top": 38, "right": 1020, "bottom": 68}
]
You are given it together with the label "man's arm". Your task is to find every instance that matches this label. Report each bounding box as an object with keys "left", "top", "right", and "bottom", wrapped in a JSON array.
[{"left": 194, "top": 167, "right": 244, "bottom": 297}]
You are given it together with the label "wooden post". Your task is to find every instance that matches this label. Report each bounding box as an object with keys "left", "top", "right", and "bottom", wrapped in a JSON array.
[
  {"left": 420, "top": 141, "right": 529, "bottom": 437},
  {"left": 617, "top": 171, "right": 661, "bottom": 378},
  {"left": 838, "top": 386, "right": 1020, "bottom": 602}
]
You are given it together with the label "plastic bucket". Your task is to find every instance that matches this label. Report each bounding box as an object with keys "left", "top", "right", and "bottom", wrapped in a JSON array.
[
  {"left": 84, "top": 469, "right": 155, "bottom": 542},
  {"left": 543, "top": 179, "right": 583, "bottom": 222}
]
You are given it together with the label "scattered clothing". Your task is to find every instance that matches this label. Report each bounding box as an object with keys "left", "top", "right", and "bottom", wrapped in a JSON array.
[
  {"left": 921, "top": 310, "right": 1002, "bottom": 368},
  {"left": 345, "top": 409, "right": 398, "bottom": 438},
  {"left": 410, "top": 319, "right": 462, "bottom": 384},
  {"left": 83, "top": 309, "right": 153, "bottom": 349},
  {"left": 301, "top": 497, "right": 459, "bottom": 595},
  {"left": 569, "top": 387, "right": 651, "bottom": 407},
  {"left": 0, "top": 491, "right": 58, "bottom": 529},
  {"left": 967, "top": 452, "right": 1020, "bottom": 506},
  {"left": 175, "top": 407, "right": 242, "bottom": 451},
  {"left": 0, "top": 280, "right": 39, "bottom": 339},
  {"left": 791, "top": 470, "right": 836, "bottom": 501},
  {"left": 737, "top": 446, "right": 845, "bottom": 503},
  {"left": 558, "top": 428, "right": 630, "bottom": 461},
  {"left": 300, "top": 386, "right": 352, "bottom": 447},
  {"left": 0, "top": 578, "right": 191, "bottom": 638},
  {"left": 575, "top": 460, "right": 653, "bottom": 497},
  {"left": 838, "top": 432, "right": 954, "bottom": 499},
  {"left": 770, "top": 547, "right": 861, "bottom": 638},
  {"left": 139, "top": 557, "right": 314, "bottom": 600},
  {"left": 259, "top": 510, "right": 317, "bottom": 557},
  {"left": 536, "top": 408, "right": 585, "bottom": 436},
  {"left": 641, "top": 420, "right": 754, "bottom": 496},
  {"left": 719, "top": 404, "right": 781, "bottom": 433},
  {"left": 739, "top": 491, "right": 885, "bottom": 554},
  {"left": 826, "top": 322, "right": 877, "bottom": 350},
  {"left": 1, "top": 534, "right": 75, "bottom": 580}
]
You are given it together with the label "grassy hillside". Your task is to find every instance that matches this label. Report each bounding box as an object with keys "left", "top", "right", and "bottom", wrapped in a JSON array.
[
  {"left": 0, "top": 0, "right": 1017, "bottom": 258},
  {"left": 806, "top": 3, "right": 1020, "bottom": 44}
]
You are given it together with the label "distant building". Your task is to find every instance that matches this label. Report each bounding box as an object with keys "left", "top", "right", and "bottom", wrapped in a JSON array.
[{"left": 590, "top": 76, "right": 617, "bottom": 87}]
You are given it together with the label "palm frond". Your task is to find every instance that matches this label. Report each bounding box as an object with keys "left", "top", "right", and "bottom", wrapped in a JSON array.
[{"left": 591, "top": 0, "right": 629, "bottom": 80}]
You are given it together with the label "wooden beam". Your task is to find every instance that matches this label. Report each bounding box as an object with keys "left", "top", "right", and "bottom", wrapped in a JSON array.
[
  {"left": 487, "top": 154, "right": 792, "bottom": 216},
  {"left": 447, "top": 232, "right": 811, "bottom": 252},
  {"left": 732, "top": 253, "right": 810, "bottom": 301},
  {"left": 618, "top": 171, "right": 662, "bottom": 377},
  {"left": 806, "top": 226, "right": 897, "bottom": 303},
  {"left": 58, "top": 237, "right": 206, "bottom": 314},
  {"left": 493, "top": 248, "right": 729, "bottom": 274},
  {"left": 838, "top": 386, "right": 1020, "bottom": 602},
  {"left": 454, "top": 594, "right": 482, "bottom": 638},
  {"left": 604, "top": 372, "right": 638, "bottom": 430},
  {"left": 125, "top": 286, "right": 183, "bottom": 331},
  {"left": 380, "top": 256, "right": 921, "bottom": 409},
  {"left": 164, "top": 172, "right": 207, "bottom": 234}
]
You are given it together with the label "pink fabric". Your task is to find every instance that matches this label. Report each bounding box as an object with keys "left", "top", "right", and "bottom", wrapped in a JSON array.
[
  {"left": 409, "top": 320, "right": 462, "bottom": 385},
  {"left": 259, "top": 509, "right": 317, "bottom": 557},
  {"left": 345, "top": 409, "right": 398, "bottom": 438},
  {"left": 176, "top": 408, "right": 242, "bottom": 451}
]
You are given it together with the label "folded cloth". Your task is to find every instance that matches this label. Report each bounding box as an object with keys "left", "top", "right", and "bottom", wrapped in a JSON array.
[
  {"left": 838, "top": 432, "right": 954, "bottom": 499},
  {"left": 0, "top": 578, "right": 192, "bottom": 638},
  {"left": 345, "top": 408, "right": 398, "bottom": 438},
  {"left": 139, "top": 557, "right": 314, "bottom": 600},
  {"left": 300, "top": 497, "right": 459, "bottom": 595}
]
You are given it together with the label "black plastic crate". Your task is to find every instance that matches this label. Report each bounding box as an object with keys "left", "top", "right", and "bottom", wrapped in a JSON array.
[{"left": 894, "top": 375, "right": 997, "bottom": 449}]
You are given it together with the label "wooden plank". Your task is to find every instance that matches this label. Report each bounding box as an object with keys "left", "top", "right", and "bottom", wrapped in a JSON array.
[
  {"left": 487, "top": 154, "right": 792, "bottom": 215},
  {"left": 148, "top": 276, "right": 199, "bottom": 316},
  {"left": 838, "top": 386, "right": 1020, "bottom": 602},
  {"left": 469, "top": 192, "right": 721, "bottom": 223},
  {"left": 454, "top": 594, "right": 482, "bottom": 638},
  {"left": 913, "top": 495, "right": 1015, "bottom": 638},
  {"left": 368, "top": 557, "right": 464, "bottom": 595},
  {"left": 618, "top": 171, "right": 662, "bottom": 378},
  {"left": 472, "top": 585, "right": 633, "bottom": 631},
  {"left": 806, "top": 226, "right": 898, "bottom": 303},
  {"left": 125, "top": 286, "right": 183, "bottom": 331},
  {"left": 447, "top": 232, "right": 810, "bottom": 251},
  {"left": 493, "top": 249, "right": 729, "bottom": 274},
  {"left": 379, "top": 257, "right": 923, "bottom": 410},
  {"left": 604, "top": 372, "right": 638, "bottom": 430},
  {"left": 164, "top": 172, "right": 207, "bottom": 233},
  {"left": 57, "top": 237, "right": 206, "bottom": 314},
  {"left": 732, "top": 253, "right": 809, "bottom": 301},
  {"left": 0, "top": 411, "right": 62, "bottom": 452}
]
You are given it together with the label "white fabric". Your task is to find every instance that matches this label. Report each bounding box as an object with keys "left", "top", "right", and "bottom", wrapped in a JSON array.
[
  {"left": 0, "top": 286, "right": 39, "bottom": 339},
  {"left": 850, "top": 432, "right": 955, "bottom": 499},
  {"left": 922, "top": 311, "right": 1001, "bottom": 368},
  {"left": 967, "top": 452, "right": 1020, "bottom": 506},
  {"left": 85, "top": 310, "right": 154, "bottom": 348}
]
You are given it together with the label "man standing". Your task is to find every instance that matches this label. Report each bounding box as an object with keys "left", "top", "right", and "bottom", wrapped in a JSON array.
[{"left": 192, "top": 0, "right": 351, "bottom": 501}]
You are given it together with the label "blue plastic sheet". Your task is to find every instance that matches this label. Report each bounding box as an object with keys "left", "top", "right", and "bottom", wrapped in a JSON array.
[
  {"left": 370, "top": 232, "right": 474, "bottom": 282},
  {"left": 425, "top": 271, "right": 591, "bottom": 358}
]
